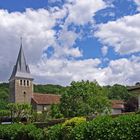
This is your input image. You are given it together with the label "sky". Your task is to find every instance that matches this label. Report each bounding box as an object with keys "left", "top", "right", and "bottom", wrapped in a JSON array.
[{"left": 0, "top": 0, "right": 140, "bottom": 86}]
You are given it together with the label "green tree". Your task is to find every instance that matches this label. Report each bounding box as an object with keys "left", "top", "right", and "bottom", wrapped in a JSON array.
[
  {"left": 0, "top": 83, "right": 9, "bottom": 110},
  {"left": 7, "top": 103, "right": 32, "bottom": 122},
  {"left": 34, "top": 84, "right": 64, "bottom": 94},
  {"left": 107, "top": 84, "right": 129, "bottom": 100},
  {"left": 60, "top": 81, "right": 111, "bottom": 117},
  {"left": 50, "top": 104, "right": 64, "bottom": 119}
]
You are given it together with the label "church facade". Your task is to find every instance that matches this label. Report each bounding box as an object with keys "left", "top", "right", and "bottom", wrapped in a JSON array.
[{"left": 9, "top": 42, "right": 60, "bottom": 112}]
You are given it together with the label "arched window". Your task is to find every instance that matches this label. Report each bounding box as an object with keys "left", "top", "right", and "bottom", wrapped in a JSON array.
[
  {"left": 27, "top": 80, "right": 29, "bottom": 86},
  {"left": 24, "top": 80, "right": 26, "bottom": 86},
  {"left": 20, "top": 80, "right": 22, "bottom": 86},
  {"left": 23, "top": 92, "right": 26, "bottom": 103}
]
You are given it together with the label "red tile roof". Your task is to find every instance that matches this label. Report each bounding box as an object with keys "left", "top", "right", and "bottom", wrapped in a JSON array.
[
  {"left": 32, "top": 93, "right": 61, "bottom": 105},
  {"left": 111, "top": 100, "right": 124, "bottom": 109}
]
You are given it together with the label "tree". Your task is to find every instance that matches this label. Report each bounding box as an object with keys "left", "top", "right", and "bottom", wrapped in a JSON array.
[
  {"left": 124, "top": 95, "right": 138, "bottom": 112},
  {"left": 7, "top": 103, "right": 32, "bottom": 122},
  {"left": 34, "top": 84, "right": 64, "bottom": 94},
  {"left": 107, "top": 84, "right": 129, "bottom": 100},
  {"left": 60, "top": 81, "right": 111, "bottom": 117},
  {"left": 50, "top": 104, "right": 64, "bottom": 119}
]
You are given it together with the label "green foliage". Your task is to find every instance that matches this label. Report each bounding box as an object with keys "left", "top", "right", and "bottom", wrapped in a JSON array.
[
  {"left": 0, "top": 83, "right": 9, "bottom": 110},
  {"left": 34, "top": 84, "right": 64, "bottom": 94},
  {"left": 60, "top": 81, "right": 111, "bottom": 117},
  {"left": 7, "top": 103, "right": 32, "bottom": 122},
  {"left": 0, "top": 110, "right": 10, "bottom": 117},
  {"left": 106, "top": 84, "right": 129, "bottom": 100},
  {"left": 62, "top": 117, "right": 86, "bottom": 127},
  {"left": 46, "top": 114, "right": 140, "bottom": 140},
  {"left": 0, "top": 124, "right": 45, "bottom": 140},
  {"left": 50, "top": 104, "right": 64, "bottom": 119},
  {"left": 45, "top": 117, "right": 86, "bottom": 140},
  {"left": 45, "top": 124, "right": 62, "bottom": 140}
]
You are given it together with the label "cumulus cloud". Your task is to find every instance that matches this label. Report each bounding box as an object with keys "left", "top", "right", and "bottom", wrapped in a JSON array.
[
  {"left": 1, "top": 0, "right": 139, "bottom": 86},
  {"left": 0, "top": 8, "right": 65, "bottom": 81},
  {"left": 30, "top": 58, "right": 102, "bottom": 85},
  {"left": 103, "top": 57, "right": 140, "bottom": 85},
  {"left": 64, "top": 0, "right": 106, "bottom": 25},
  {"left": 30, "top": 56, "right": 140, "bottom": 86},
  {"left": 101, "top": 46, "right": 108, "bottom": 56},
  {"left": 95, "top": 13, "right": 140, "bottom": 55},
  {"left": 0, "top": 0, "right": 107, "bottom": 84},
  {"left": 134, "top": 0, "right": 140, "bottom": 10}
]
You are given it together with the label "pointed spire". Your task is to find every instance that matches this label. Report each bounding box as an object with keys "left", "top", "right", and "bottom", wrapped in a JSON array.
[{"left": 9, "top": 38, "right": 33, "bottom": 80}]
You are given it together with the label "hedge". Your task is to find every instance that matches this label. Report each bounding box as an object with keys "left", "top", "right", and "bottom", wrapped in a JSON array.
[
  {"left": 1, "top": 114, "right": 140, "bottom": 140},
  {"left": 0, "top": 123, "right": 45, "bottom": 140},
  {"left": 45, "top": 114, "right": 140, "bottom": 140}
]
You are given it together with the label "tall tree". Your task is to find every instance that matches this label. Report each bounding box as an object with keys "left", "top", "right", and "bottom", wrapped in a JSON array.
[{"left": 60, "top": 81, "right": 111, "bottom": 117}]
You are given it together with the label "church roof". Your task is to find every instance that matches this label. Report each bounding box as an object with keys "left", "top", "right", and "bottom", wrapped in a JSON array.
[
  {"left": 32, "top": 93, "right": 61, "bottom": 105},
  {"left": 9, "top": 41, "right": 33, "bottom": 80}
]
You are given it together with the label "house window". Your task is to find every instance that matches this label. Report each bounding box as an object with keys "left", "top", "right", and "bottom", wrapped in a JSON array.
[
  {"left": 24, "top": 80, "right": 26, "bottom": 86},
  {"left": 20, "top": 80, "right": 22, "bottom": 86}
]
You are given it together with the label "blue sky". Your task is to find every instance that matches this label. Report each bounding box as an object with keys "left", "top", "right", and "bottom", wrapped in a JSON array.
[{"left": 0, "top": 0, "right": 140, "bottom": 86}]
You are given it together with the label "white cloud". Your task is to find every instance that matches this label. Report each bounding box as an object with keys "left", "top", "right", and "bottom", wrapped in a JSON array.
[
  {"left": 0, "top": 8, "right": 66, "bottom": 81},
  {"left": 103, "top": 57, "right": 140, "bottom": 85},
  {"left": 64, "top": 0, "right": 106, "bottom": 25},
  {"left": 30, "top": 58, "right": 102, "bottom": 85},
  {"left": 0, "top": 0, "right": 107, "bottom": 83},
  {"left": 101, "top": 46, "right": 108, "bottom": 56},
  {"left": 95, "top": 13, "right": 140, "bottom": 55},
  {"left": 30, "top": 56, "right": 140, "bottom": 86},
  {"left": 1, "top": 1, "right": 140, "bottom": 86},
  {"left": 134, "top": 0, "right": 140, "bottom": 10}
]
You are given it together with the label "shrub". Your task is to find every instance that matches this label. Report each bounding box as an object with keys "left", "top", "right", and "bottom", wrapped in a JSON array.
[
  {"left": 0, "top": 123, "right": 45, "bottom": 140},
  {"left": 45, "top": 117, "right": 86, "bottom": 140},
  {"left": 45, "top": 124, "right": 62, "bottom": 140},
  {"left": 45, "top": 114, "right": 140, "bottom": 140}
]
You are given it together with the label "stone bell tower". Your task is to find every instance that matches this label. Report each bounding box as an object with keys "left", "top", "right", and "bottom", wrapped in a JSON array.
[{"left": 9, "top": 39, "right": 33, "bottom": 104}]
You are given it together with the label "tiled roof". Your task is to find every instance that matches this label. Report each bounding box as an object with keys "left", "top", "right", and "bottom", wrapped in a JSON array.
[
  {"left": 111, "top": 100, "right": 124, "bottom": 109},
  {"left": 32, "top": 93, "right": 61, "bottom": 105}
]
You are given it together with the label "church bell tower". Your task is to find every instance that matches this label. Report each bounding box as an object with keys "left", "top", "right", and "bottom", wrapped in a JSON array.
[{"left": 9, "top": 39, "right": 33, "bottom": 104}]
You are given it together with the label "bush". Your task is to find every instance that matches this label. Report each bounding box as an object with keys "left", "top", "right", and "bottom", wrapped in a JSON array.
[
  {"left": 45, "top": 124, "right": 62, "bottom": 140},
  {"left": 45, "top": 114, "right": 140, "bottom": 140},
  {"left": 45, "top": 117, "right": 86, "bottom": 140},
  {"left": 0, "top": 123, "right": 45, "bottom": 140}
]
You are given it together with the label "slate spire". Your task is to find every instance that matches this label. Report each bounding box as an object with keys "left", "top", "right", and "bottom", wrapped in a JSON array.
[{"left": 9, "top": 38, "right": 33, "bottom": 80}]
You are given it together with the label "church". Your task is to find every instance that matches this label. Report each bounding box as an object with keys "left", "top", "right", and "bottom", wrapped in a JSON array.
[
  {"left": 8, "top": 40, "right": 125, "bottom": 114},
  {"left": 9, "top": 41, "right": 60, "bottom": 113}
]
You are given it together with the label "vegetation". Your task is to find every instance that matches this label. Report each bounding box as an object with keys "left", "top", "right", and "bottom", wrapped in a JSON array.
[
  {"left": 34, "top": 84, "right": 64, "bottom": 94},
  {"left": 106, "top": 84, "right": 138, "bottom": 112},
  {"left": 0, "top": 81, "right": 139, "bottom": 119},
  {"left": 60, "top": 81, "right": 111, "bottom": 117},
  {"left": 7, "top": 103, "right": 32, "bottom": 122},
  {"left": 0, "top": 83, "right": 9, "bottom": 110},
  {"left": 46, "top": 114, "right": 140, "bottom": 140},
  {"left": 106, "top": 84, "right": 130, "bottom": 100},
  {"left": 0, "top": 124, "right": 45, "bottom": 140},
  {"left": 1, "top": 114, "right": 140, "bottom": 140}
]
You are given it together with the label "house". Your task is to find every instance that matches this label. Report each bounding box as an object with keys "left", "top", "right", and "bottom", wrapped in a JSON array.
[
  {"left": 31, "top": 93, "right": 60, "bottom": 113},
  {"left": 9, "top": 40, "right": 60, "bottom": 112},
  {"left": 111, "top": 100, "right": 124, "bottom": 114},
  {"left": 128, "top": 84, "right": 140, "bottom": 109}
]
